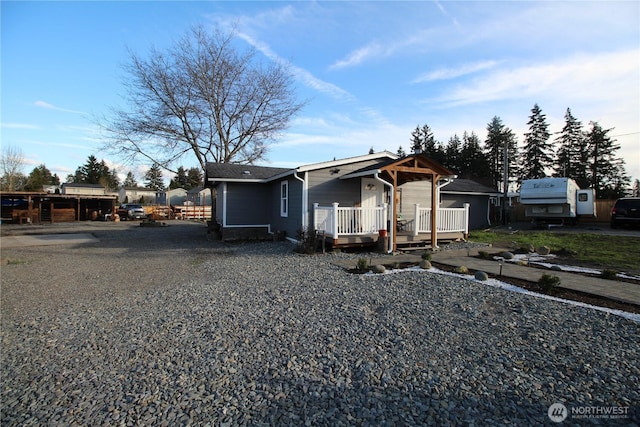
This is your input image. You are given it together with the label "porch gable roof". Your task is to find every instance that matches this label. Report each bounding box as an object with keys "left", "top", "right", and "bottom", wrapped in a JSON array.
[{"left": 340, "top": 153, "right": 455, "bottom": 184}]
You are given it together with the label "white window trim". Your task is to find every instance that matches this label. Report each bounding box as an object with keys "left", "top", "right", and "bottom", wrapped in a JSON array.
[{"left": 280, "top": 180, "right": 289, "bottom": 217}]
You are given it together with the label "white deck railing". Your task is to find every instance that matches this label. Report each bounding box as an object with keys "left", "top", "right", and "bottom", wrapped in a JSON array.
[
  {"left": 313, "top": 203, "right": 388, "bottom": 237},
  {"left": 414, "top": 203, "right": 470, "bottom": 235},
  {"left": 313, "top": 202, "right": 469, "bottom": 238}
]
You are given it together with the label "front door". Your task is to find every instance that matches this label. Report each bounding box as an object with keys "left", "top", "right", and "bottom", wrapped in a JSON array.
[{"left": 360, "top": 178, "right": 383, "bottom": 232}]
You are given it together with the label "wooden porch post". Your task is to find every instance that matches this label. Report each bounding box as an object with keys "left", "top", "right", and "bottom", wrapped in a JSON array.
[
  {"left": 389, "top": 171, "right": 398, "bottom": 252},
  {"left": 430, "top": 174, "right": 439, "bottom": 248}
]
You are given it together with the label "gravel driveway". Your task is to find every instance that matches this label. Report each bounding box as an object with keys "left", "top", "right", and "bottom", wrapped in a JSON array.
[{"left": 1, "top": 221, "right": 638, "bottom": 425}]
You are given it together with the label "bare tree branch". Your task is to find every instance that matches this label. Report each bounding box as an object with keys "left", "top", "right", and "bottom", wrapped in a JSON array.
[{"left": 98, "top": 25, "right": 305, "bottom": 172}]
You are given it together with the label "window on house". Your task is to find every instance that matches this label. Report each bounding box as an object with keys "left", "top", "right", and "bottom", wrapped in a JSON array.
[{"left": 280, "top": 181, "right": 288, "bottom": 217}]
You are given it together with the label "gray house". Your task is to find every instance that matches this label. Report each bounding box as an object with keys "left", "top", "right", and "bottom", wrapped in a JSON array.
[
  {"left": 440, "top": 179, "right": 501, "bottom": 230},
  {"left": 205, "top": 152, "right": 471, "bottom": 251}
]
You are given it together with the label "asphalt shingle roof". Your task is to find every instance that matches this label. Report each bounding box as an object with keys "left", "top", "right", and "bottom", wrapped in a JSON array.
[{"left": 205, "top": 163, "right": 293, "bottom": 181}]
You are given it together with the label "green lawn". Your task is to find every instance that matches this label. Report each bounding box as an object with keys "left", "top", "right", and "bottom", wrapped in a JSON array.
[{"left": 467, "top": 230, "right": 640, "bottom": 274}]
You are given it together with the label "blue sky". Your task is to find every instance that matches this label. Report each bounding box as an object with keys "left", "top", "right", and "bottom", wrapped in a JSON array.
[{"left": 2, "top": 1, "right": 639, "bottom": 186}]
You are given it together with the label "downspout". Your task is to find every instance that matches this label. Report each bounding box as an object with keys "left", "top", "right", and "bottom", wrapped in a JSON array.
[
  {"left": 436, "top": 177, "right": 454, "bottom": 204},
  {"left": 373, "top": 172, "right": 394, "bottom": 253},
  {"left": 293, "top": 171, "right": 307, "bottom": 230}
]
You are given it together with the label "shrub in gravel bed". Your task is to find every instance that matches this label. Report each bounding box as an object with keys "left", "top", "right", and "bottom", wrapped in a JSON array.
[
  {"left": 538, "top": 273, "right": 561, "bottom": 291},
  {"left": 454, "top": 265, "right": 469, "bottom": 274}
]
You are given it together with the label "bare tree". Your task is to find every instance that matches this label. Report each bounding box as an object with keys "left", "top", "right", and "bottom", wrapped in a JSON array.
[
  {"left": 99, "top": 25, "right": 305, "bottom": 171},
  {"left": 0, "top": 145, "right": 27, "bottom": 191}
]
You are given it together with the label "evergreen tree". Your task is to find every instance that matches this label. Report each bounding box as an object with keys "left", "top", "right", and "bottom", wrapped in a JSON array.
[
  {"left": 520, "top": 104, "right": 553, "bottom": 180},
  {"left": 554, "top": 108, "right": 587, "bottom": 185},
  {"left": 144, "top": 163, "right": 166, "bottom": 191},
  {"left": 368, "top": 146, "right": 375, "bottom": 155},
  {"left": 587, "top": 122, "right": 629, "bottom": 199},
  {"left": 396, "top": 146, "right": 406, "bottom": 157},
  {"left": 99, "top": 160, "right": 120, "bottom": 191},
  {"left": 444, "top": 134, "right": 462, "bottom": 173},
  {"left": 484, "top": 116, "right": 518, "bottom": 190},
  {"left": 24, "top": 164, "right": 60, "bottom": 191},
  {"left": 186, "top": 167, "right": 203, "bottom": 189},
  {"left": 123, "top": 171, "right": 138, "bottom": 188},
  {"left": 169, "top": 166, "right": 189, "bottom": 189},
  {"left": 459, "top": 131, "right": 491, "bottom": 183},
  {"left": 72, "top": 155, "right": 119, "bottom": 190},
  {"left": 410, "top": 126, "right": 422, "bottom": 153}
]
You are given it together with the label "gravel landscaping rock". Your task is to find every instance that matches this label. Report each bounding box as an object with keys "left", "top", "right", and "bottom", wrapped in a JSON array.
[{"left": 1, "top": 221, "right": 638, "bottom": 425}]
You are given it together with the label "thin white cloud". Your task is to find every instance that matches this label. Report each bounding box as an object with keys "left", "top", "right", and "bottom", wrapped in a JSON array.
[
  {"left": 329, "top": 42, "right": 385, "bottom": 70},
  {"left": 413, "top": 60, "right": 498, "bottom": 83},
  {"left": 34, "top": 100, "right": 86, "bottom": 115},
  {"left": 431, "top": 50, "right": 639, "bottom": 108},
  {"left": 233, "top": 30, "right": 355, "bottom": 102}
]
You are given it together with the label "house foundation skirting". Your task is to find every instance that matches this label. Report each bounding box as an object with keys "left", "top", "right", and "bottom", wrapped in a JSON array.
[{"left": 221, "top": 225, "right": 272, "bottom": 241}]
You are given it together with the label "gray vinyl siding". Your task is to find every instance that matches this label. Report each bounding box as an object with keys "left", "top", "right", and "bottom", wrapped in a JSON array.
[
  {"left": 225, "top": 182, "right": 271, "bottom": 225},
  {"left": 441, "top": 194, "right": 490, "bottom": 230},
  {"left": 397, "top": 181, "right": 433, "bottom": 223},
  {"left": 269, "top": 178, "right": 302, "bottom": 238},
  {"left": 307, "top": 160, "right": 381, "bottom": 209}
]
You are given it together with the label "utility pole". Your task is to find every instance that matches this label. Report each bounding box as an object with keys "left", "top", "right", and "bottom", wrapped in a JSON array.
[{"left": 502, "top": 138, "right": 509, "bottom": 225}]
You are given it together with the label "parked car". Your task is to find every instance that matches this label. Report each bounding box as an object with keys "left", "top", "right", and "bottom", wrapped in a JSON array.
[
  {"left": 610, "top": 197, "right": 640, "bottom": 228},
  {"left": 117, "top": 203, "right": 147, "bottom": 220}
]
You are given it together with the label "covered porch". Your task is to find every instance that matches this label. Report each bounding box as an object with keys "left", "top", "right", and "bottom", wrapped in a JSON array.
[{"left": 322, "top": 154, "right": 459, "bottom": 251}]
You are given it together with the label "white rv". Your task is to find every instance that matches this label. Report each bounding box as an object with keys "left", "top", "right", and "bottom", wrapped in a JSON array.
[{"left": 519, "top": 178, "right": 596, "bottom": 224}]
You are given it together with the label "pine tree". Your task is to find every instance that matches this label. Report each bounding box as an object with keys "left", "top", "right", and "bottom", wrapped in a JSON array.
[
  {"left": 554, "top": 108, "right": 587, "bottom": 184},
  {"left": 186, "top": 167, "right": 203, "bottom": 189},
  {"left": 169, "top": 166, "right": 189, "bottom": 189},
  {"left": 72, "top": 155, "right": 119, "bottom": 190},
  {"left": 123, "top": 171, "right": 138, "bottom": 188},
  {"left": 397, "top": 146, "right": 406, "bottom": 157},
  {"left": 484, "top": 116, "right": 518, "bottom": 190},
  {"left": 410, "top": 126, "right": 422, "bottom": 153},
  {"left": 587, "top": 122, "right": 629, "bottom": 199},
  {"left": 444, "top": 134, "right": 462, "bottom": 173},
  {"left": 24, "top": 164, "right": 60, "bottom": 191},
  {"left": 144, "top": 163, "right": 166, "bottom": 191},
  {"left": 520, "top": 104, "right": 553, "bottom": 180},
  {"left": 459, "top": 131, "right": 490, "bottom": 182}
]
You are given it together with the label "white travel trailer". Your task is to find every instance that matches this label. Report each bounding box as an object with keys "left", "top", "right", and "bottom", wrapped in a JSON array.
[{"left": 519, "top": 178, "right": 596, "bottom": 224}]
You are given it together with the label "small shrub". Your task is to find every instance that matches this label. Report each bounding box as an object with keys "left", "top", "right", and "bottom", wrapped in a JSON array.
[
  {"left": 474, "top": 271, "right": 489, "bottom": 281},
  {"left": 421, "top": 252, "right": 432, "bottom": 261},
  {"left": 454, "top": 265, "right": 469, "bottom": 274},
  {"left": 601, "top": 269, "right": 618, "bottom": 280},
  {"left": 478, "top": 250, "right": 489, "bottom": 259},
  {"left": 356, "top": 258, "right": 369, "bottom": 272},
  {"left": 538, "top": 273, "right": 561, "bottom": 291},
  {"left": 295, "top": 228, "right": 319, "bottom": 254}
]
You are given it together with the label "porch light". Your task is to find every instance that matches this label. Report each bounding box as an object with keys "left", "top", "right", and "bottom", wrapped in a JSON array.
[{"left": 365, "top": 184, "right": 377, "bottom": 191}]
